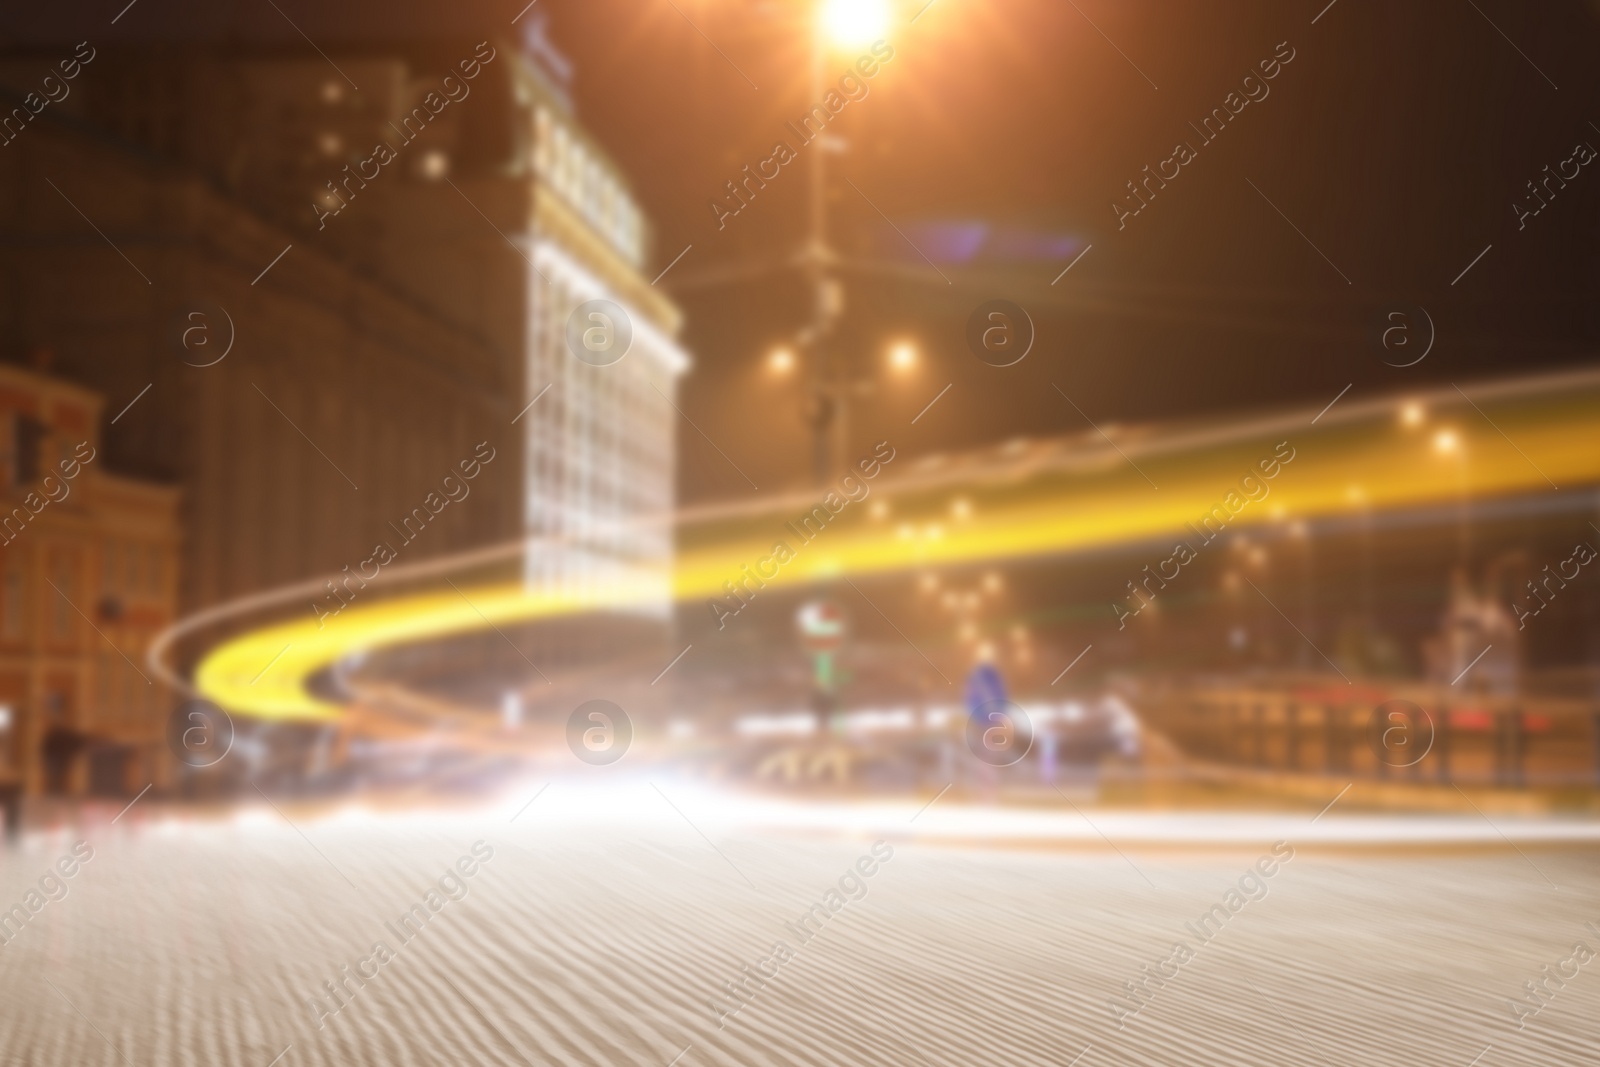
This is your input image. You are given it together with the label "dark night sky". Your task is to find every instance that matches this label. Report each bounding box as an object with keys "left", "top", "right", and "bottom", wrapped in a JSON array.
[
  {"left": 11, "top": 0, "right": 1600, "bottom": 501},
  {"left": 551, "top": 0, "right": 1600, "bottom": 502}
]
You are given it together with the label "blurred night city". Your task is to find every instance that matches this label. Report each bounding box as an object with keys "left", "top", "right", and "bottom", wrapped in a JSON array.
[{"left": 2, "top": 1, "right": 1600, "bottom": 1064}]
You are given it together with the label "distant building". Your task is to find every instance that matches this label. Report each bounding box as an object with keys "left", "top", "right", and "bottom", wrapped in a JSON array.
[
  {"left": 0, "top": 35, "right": 688, "bottom": 713},
  {"left": 0, "top": 47, "right": 527, "bottom": 616},
  {"left": 519, "top": 54, "right": 688, "bottom": 612},
  {"left": 0, "top": 362, "right": 180, "bottom": 797}
]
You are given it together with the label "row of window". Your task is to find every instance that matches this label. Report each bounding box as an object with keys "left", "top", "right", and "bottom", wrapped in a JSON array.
[
  {"left": 0, "top": 413, "right": 82, "bottom": 492},
  {"left": 96, "top": 655, "right": 158, "bottom": 723},
  {"left": 2, "top": 563, "right": 20, "bottom": 640},
  {"left": 533, "top": 106, "right": 644, "bottom": 266},
  {"left": 0, "top": 665, "right": 161, "bottom": 736},
  {"left": 522, "top": 277, "right": 678, "bottom": 584},
  {"left": 101, "top": 541, "right": 168, "bottom": 602},
  {"left": 0, "top": 542, "right": 167, "bottom": 642}
]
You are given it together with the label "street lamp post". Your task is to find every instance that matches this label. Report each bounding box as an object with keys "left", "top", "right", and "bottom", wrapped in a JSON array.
[
  {"left": 735, "top": 0, "right": 909, "bottom": 485},
  {"left": 802, "top": 3, "right": 844, "bottom": 486},
  {"left": 797, "top": 0, "right": 893, "bottom": 484},
  {"left": 1434, "top": 428, "right": 1469, "bottom": 564}
]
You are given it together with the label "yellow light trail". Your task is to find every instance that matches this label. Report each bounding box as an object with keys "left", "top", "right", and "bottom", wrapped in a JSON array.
[{"left": 193, "top": 371, "right": 1600, "bottom": 721}]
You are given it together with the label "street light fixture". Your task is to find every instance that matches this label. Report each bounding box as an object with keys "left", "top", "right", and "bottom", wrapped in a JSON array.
[
  {"left": 730, "top": 1, "right": 928, "bottom": 485},
  {"left": 821, "top": 0, "right": 891, "bottom": 48},
  {"left": 664, "top": 3, "right": 951, "bottom": 487},
  {"left": 764, "top": 334, "right": 920, "bottom": 482},
  {"left": 889, "top": 340, "right": 917, "bottom": 372}
]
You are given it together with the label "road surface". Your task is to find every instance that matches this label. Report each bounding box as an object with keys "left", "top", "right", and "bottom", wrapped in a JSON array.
[{"left": 1, "top": 798, "right": 1595, "bottom": 1066}]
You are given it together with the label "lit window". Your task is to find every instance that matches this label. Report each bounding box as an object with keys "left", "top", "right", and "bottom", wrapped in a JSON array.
[
  {"left": 101, "top": 541, "right": 116, "bottom": 596},
  {"left": 417, "top": 150, "right": 450, "bottom": 180},
  {"left": 599, "top": 179, "right": 615, "bottom": 231},
  {"left": 552, "top": 127, "right": 570, "bottom": 194},
  {"left": 533, "top": 107, "right": 552, "bottom": 173},
  {"left": 1, "top": 559, "right": 20, "bottom": 638},
  {"left": 51, "top": 559, "right": 72, "bottom": 638},
  {"left": 585, "top": 159, "right": 602, "bottom": 219}
]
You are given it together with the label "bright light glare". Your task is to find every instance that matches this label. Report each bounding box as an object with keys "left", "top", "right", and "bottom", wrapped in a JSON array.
[
  {"left": 736, "top": 712, "right": 817, "bottom": 737},
  {"left": 1400, "top": 401, "right": 1425, "bottom": 426},
  {"left": 889, "top": 340, "right": 917, "bottom": 371},
  {"left": 196, "top": 777, "right": 1600, "bottom": 844},
  {"left": 822, "top": 0, "right": 890, "bottom": 48},
  {"left": 1433, "top": 429, "right": 1460, "bottom": 455},
  {"left": 417, "top": 150, "right": 449, "bottom": 180},
  {"left": 768, "top": 346, "right": 795, "bottom": 375}
]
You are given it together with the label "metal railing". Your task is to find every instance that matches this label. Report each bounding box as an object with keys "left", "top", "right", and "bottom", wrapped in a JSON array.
[{"left": 1138, "top": 678, "right": 1600, "bottom": 788}]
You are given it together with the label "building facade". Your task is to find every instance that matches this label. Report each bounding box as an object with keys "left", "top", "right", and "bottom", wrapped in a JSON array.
[
  {"left": 521, "top": 59, "right": 688, "bottom": 612},
  {"left": 0, "top": 33, "right": 689, "bottom": 762},
  {"left": 0, "top": 363, "right": 180, "bottom": 797}
]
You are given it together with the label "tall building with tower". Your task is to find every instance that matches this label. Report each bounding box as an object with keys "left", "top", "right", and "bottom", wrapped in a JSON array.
[
  {"left": 517, "top": 40, "right": 689, "bottom": 613},
  {"left": 0, "top": 27, "right": 689, "bottom": 787}
]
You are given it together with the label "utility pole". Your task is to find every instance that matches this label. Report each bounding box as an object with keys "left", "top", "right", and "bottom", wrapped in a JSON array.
[{"left": 801, "top": 12, "right": 846, "bottom": 486}]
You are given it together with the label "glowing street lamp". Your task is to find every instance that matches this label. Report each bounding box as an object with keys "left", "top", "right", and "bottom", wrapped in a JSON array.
[
  {"left": 764, "top": 334, "right": 919, "bottom": 482},
  {"left": 685, "top": 1, "right": 947, "bottom": 486},
  {"left": 821, "top": 0, "right": 890, "bottom": 48},
  {"left": 765, "top": 0, "right": 920, "bottom": 484},
  {"left": 1433, "top": 427, "right": 1470, "bottom": 561}
]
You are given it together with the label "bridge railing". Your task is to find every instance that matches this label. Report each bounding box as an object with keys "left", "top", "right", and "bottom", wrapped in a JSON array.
[{"left": 1139, "top": 680, "right": 1600, "bottom": 788}]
